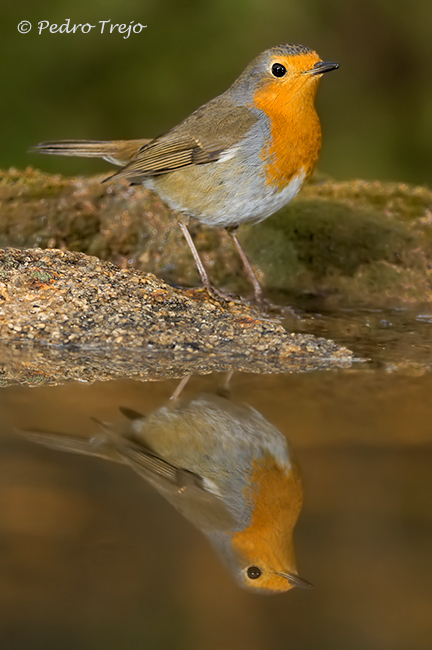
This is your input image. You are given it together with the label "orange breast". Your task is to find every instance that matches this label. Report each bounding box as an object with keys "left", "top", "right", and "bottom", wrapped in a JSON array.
[
  {"left": 253, "top": 77, "right": 322, "bottom": 190},
  {"left": 232, "top": 455, "right": 303, "bottom": 572}
]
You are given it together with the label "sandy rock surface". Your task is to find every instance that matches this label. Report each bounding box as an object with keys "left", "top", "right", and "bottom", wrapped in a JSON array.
[{"left": 0, "top": 248, "right": 352, "bottom": 385}]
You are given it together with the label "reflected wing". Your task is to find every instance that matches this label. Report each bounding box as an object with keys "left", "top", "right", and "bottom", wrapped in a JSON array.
[
  {"left": 113, "top": 436, "right": 236, "bottom": 531},
  {"left": 119, "top": 406, "right": 146, "bottom": 421},
  {"left": 18, "top": 423, "right": 235, "bottom": 531}
]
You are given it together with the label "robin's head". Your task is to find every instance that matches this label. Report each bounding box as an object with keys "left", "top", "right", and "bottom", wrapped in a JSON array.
[
  {"left": 232, "top": 44, "right": 339, "bottom": 107},
  {"left": 234, "top": 551, "right": 313, "bottom": 594},
  {"left": 208, "top": 455, "right": 312, "bottom": 595},
  {"left": 212, "top": 531, "right": 313, "bottom": 594}
]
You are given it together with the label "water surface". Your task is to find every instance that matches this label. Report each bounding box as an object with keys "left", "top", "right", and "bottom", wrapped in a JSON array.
[{"left": 1, "top": 306, "right": 431, "bottom": 650}]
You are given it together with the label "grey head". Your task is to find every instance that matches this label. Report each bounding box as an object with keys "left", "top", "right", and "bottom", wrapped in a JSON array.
[{"left": 227, "top": 43, "right": 338, "bottom": 104}]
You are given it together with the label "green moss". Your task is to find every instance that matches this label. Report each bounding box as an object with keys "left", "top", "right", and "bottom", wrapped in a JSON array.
[
  {"left": 29, "top": 270, "right": 53, "bottom": 282},
  {"left": 242, "top": 199, "right": 416, "bottom": 284},
  {"left": 0, "top": 168, "right": 69, "bottom": 198},
  {"left": 302, "top": 179, "right": 432, "bottom": 222},
  {"left": 332, "top": 262, "right": 432, "bottom": 305},
  {"left": 1, "top": 169, "right": 432, "bottom": 306},
  {"left": 238, "top": 179, "right": 432, "bottom": 304}
]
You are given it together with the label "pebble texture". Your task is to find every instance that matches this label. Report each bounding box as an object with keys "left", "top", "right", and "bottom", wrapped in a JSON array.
[{"left": 0, "top": 248, "right": 352, "bottom": 385}]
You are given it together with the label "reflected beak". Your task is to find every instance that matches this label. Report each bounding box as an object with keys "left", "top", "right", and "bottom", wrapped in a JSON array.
[
  {"left": 308, "top": 61, "right": 339, "bottom": 75},
  {"left": 277, "top": 571, "right": 314, "bottom": 589}
]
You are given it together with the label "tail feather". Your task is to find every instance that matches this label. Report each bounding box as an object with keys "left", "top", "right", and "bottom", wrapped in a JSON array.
[
  {"left": 17, "top": 427, "right": 124, "bottom": 462},
  {"left": 31, "top": 139, "right": 151, "bottom": 167}
]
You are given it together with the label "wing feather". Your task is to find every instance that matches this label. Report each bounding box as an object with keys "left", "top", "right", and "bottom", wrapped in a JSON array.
[{"left": 107, "top": 101, "right": 257, "bottom": 183}]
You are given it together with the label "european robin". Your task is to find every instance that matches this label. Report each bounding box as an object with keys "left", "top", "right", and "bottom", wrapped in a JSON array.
[
  {"left": 33, "top": 44, "right": 338, "bottom": 302},
  {"left": 20, "top": 393, "right": 310, "bottom": 594}
]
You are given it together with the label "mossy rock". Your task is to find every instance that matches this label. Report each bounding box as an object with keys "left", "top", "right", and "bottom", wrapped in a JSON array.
[
  {"left": 1, "top": 169, "right": 432, "bottom": 307},
  {"left": 240, "top": 179, "right": 432, "bottom": 306}
]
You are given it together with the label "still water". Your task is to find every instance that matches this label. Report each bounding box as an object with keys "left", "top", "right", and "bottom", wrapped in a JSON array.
[{"left": 1, "top": 307, "right": 431, "bottom": 650}]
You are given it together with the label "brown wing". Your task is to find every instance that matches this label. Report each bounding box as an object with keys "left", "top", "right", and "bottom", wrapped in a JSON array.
[{"left": 106, "top": 100, "right": 258, "bottom": 183}]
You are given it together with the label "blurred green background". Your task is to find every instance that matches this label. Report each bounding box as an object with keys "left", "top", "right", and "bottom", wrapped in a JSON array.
[{"left": 1, "top": 0, "right": 431, "bottom": 185}]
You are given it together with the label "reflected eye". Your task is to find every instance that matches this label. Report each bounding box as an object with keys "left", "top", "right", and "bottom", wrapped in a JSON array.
[
  {"left": 247, "top": 566, "right": 262, "bottom": 579},
  {"left": 271, "top": 63, "right": 287, "bottom": 78}
]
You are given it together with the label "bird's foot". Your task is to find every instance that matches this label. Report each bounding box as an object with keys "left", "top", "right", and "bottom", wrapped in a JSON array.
[
  {"left": 256, "top": 297, "right": 300, "bottom": 319},
  {"left": 192, "top": 282, "right": 245, "bottom": 305}
]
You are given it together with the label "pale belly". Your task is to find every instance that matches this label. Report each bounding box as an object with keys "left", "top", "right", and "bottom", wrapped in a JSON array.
[{"left": 143, "top": 147, "right": 307, "bottom": 229}]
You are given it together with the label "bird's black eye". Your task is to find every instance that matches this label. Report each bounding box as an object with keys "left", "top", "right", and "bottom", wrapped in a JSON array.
[
  {"left": 247, "top": 566, "right": 262, "bottom": 580},
  {"left": 271, "top": 63, "right": 286, "bottom": 78}
]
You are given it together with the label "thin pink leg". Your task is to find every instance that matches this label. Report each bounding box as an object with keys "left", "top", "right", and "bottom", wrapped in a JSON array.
[
  {"left": 170, "top": 375, "right": 191, "bottom": 401},
  {"left": 227, "top": 229, "right": 263, "bottom": 303},
  {"left": 177, "top": 220, "right": 213, "bottom": 290}
]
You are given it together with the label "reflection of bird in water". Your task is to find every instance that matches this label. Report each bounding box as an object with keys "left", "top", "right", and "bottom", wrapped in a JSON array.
[{"left": 20, "top": 393, "right": 311, "bottom": 594}]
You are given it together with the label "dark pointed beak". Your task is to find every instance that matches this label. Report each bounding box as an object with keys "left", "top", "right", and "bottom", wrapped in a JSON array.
[
  {"left": 277, "top": 571, "right": 314, "bottom": 589},
  {"left": 308, "top": 61, "right": 339, "bottom": 75}
]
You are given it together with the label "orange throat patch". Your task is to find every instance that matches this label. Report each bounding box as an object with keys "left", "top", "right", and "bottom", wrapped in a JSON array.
[
  {"left": 231, "top": 456, "right": 303, "bottom": 592},
  {"left": 252, "top": 57, "right": 323, "bottom": 190}
]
